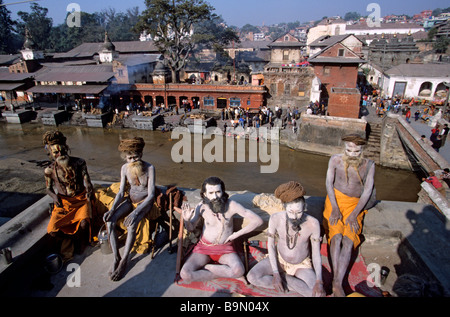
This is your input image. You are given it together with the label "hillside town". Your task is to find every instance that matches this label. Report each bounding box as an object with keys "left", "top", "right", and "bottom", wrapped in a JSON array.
[
  {"left": 0, "top": 5, "right": 449, "bottom": 120},
  {"left": 1, "top": 1, "right": 450, "bottom": 299}
]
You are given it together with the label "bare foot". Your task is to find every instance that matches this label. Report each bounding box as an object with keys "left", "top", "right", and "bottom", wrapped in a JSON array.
[
  {"left": 109, "top": 257, "right": 121, "bottom": 279},
  {"left": 110, "top": 259, "right": 127, "bottom": 281},
  {"left": 332, "top": 282, "right": 346, "bottom": 297}
]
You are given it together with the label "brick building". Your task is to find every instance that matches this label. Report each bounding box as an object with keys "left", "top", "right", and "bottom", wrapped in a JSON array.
[
  {"left": 131, "top": 83, "right": 266, "bottom": 110},
  {"left": 308, "top": 39, "right": 366, "bottom": 118},
  {"left": 262, "top": 33, "right": 313, "bottom": 108}
]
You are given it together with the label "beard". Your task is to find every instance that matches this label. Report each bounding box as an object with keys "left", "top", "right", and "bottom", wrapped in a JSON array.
[
  {"left": 342, "top": 153, "right": 364, "bottom": 184},
  {"left": 55, "top": 155, "right": 76, "bottom": 190},
  {"left": 342, "top": 153, "right": 364, "bottom": 167},
  {"left": 204, "top": 195, "right": 228, "bottom": 215},
  {"left": 128, "top": 160, "right": 144, "bottom": 175},
  {"left": 56, "top": 155, "right": 70, "bottom": 169},
  {"left": 56, "top": 155, "right": 74, "bottom": 179},
  {"left": 288, "top": 214, "right": 305, "bottom": 232},
  {"left": 127, "top": 160, "right": 145, "bottom": 186}
]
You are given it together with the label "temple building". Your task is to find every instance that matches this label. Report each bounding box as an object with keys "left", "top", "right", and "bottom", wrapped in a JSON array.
[
  {"left": 308, "top": 35, "right": 366, "bottom": 118},
  {"left": 262, "top": 32, "right": 313, "bottom": 108},
  {"left": 367, "top": 33, "right": 421, "bottom": 71}
]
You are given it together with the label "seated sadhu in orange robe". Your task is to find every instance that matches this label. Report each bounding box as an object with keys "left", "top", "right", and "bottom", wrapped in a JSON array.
[
  {"left": 323, "top": 134, "right": 375, "bottom": 297},
  {"left": 43, "top": 131, "right": 94, "bottom": 260}
]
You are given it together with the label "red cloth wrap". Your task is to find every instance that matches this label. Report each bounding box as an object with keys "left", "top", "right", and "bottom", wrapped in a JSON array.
[{"left": 193, "top": 238, "right": 236, "bottom": 262}]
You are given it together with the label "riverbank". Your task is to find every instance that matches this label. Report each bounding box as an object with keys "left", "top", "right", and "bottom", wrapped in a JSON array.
[
  {"left": 1, "top": 104, "right": 448, "bottom": 297},
  {"left": 0, "top": 113, "right": 423, "bottom": 222},
  {"left": 1, "top": 184, "right": 449, "bottom": 298}
]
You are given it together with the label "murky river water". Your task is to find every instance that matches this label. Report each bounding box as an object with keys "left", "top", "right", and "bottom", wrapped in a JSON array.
[{"left": 0, "top": 123, "right": 422, "bottom": 202}]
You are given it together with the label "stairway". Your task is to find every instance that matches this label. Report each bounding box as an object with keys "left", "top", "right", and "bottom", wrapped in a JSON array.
[{"left": 365, "top": 123, "right": 381, "bottom": 165}]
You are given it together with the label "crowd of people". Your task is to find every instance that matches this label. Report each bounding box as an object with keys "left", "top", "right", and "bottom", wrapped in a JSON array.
[
  {"left": 220, "top": 105, "right": 303, "bottom": 132},
  {"left": 359, "top": 90, "right": 450, "bottom": 154}
]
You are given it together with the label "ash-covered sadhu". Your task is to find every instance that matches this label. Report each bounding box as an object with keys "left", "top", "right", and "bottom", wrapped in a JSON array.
[
  {"left": 43, "top": 130, "right": 94, "bottom": 260},
  {"left": 247, "top": 181, "right": 325, "bottom": 297},
  {"left": 103, "top": 136, "right": 156, "bottom": 281},
  {"left": 323, "top": 134, "right": 376, "bottom": 297}
]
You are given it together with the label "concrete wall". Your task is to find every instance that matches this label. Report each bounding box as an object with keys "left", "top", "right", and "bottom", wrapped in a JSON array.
[
  {"left": 379, "top": 115, "right": 412, "bottom": 169},
  {"left": 281, "top": 114, "right": 367, "bottom": 155},
  {"left": 263, "top": 67, "right": 314, "bottom": 108},
  {"left": 380, "top": 113, "right": 450, "bottom": 172}
]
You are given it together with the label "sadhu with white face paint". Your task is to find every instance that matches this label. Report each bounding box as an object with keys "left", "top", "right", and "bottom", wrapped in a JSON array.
[
  {"left": 103, "top": 137, "right": 156, "bottom": 281},
  {"left": 323, "top": 134, "right": 376, "bottom": 297},
  {"left": 43, "top": 131, "right": 94, "bottom": 261},
  {"left": 247, "top": 181, "right": 325, "bottom": 297}
]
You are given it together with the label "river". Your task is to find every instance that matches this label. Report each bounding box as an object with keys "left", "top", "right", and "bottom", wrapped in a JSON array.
[{"left": 0, "top": 122, "right": 422, "bottom": 202}]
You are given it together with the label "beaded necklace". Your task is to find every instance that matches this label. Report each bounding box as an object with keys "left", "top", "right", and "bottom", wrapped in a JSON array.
[{"left": 285, "top": 213, "right": 303, "bottom": 250}]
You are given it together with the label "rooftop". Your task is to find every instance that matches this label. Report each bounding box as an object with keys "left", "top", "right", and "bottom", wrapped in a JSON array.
[
  {"left": 385, "top": 63, "right": 450, "bottom": 77},
  {"left": 33, "top": 65, "right": 114, "bottom": 83},
  {"left": 53, "top": 41, "right": 159, "bottom": 59},
  {"left": 347, "top": 22, "right": 424, "bottom": 30}
]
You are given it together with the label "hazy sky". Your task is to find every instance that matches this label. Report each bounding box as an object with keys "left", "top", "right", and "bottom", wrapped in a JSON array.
[{"left": 3, "top": 0, "right": 450, "bottom": 27}]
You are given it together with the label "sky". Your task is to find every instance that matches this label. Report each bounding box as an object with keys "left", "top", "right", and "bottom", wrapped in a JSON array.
[{"left": 2, "top": 0, "right": 450, "bottom": 27}]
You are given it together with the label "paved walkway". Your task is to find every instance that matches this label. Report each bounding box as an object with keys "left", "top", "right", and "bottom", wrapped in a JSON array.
[
  {"left": 363, "top": 104, "right": 450, "bottom": 165},
  {"left": 408, "top": 114, "right": 450, "bottom": 165}
]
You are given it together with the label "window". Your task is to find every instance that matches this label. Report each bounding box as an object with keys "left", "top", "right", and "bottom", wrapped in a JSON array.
[
  {"left": 338, "top": 49, "right": 345, "bottom": 57},
  {"left": 270, "top": 83, "right": 277, "bottom": 95},
  {"left": 204, "top": 97, "right": 214, "bottom": 107},
  {"left": 283, "top": 50, "right": 289, "bottom": 61},
  {"left": 230, "top": 98, "right": 241, "bottom": 107},
  {"left": 419, "top": 82, "right": 433, "bottom": 97},
  {"left": 323, "top": 66, "right": 331, "bottom": 75},
  {"left": 284, "top": 84, "right": 291, "bottom": 95}
]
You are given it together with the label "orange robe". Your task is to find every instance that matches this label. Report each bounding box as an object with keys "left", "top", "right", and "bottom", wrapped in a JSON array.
[
  {"left": 323, "top": 188, "right": 367, "bottom": 249},
  {"left": 47, "top": 191, "right": 91, "bottom": 236}
]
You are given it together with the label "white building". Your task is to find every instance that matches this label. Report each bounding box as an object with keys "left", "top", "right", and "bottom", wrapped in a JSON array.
[
  {"left": 377, "top": 63, "right": 450, "bottom": 101},
  {"left": 345, "top": 22, "right": 424, "bottom": 36},
  {"left": 306, "top": 18, "right": 347, "bottom": 54},
  {"left": 306, "top": 19, "right": 424, "bottom": 55}
]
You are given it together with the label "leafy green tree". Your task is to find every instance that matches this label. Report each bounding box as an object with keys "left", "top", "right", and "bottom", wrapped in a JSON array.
[
  {"left": 427, "top": 27, "right": 438, "bottom": 41},
  {"left": 99, "top": 7, "right": 140, "bottom": 41},
  {"left": 287, "top": 21, "right": 301, "bottom": 30},
  {"left": 48, "top": 7, "right": 140, "bottom": 53},
  {"left": 344, "top": 11, "right": 361, "bottom": 21},
  {"left": 49, "top": 12, "right": 104, "bottom": 52},
  {"left": 135, "top": 0, "right": 215, "bottom": 83},
  {"left": 433, "top": 37, "right": 450, "bottom": 54},
  {"left": 16, "top": 2, "right": 52, "bottom": 51},
  {"left": 0, "top": 0, "right": 17, "bottom": 54},
  {"left": 193, "top": 15, "right": 239, "bottom": 51},
  {"left": 241, "top": 23, "right": 260, "bottom": 34}
]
